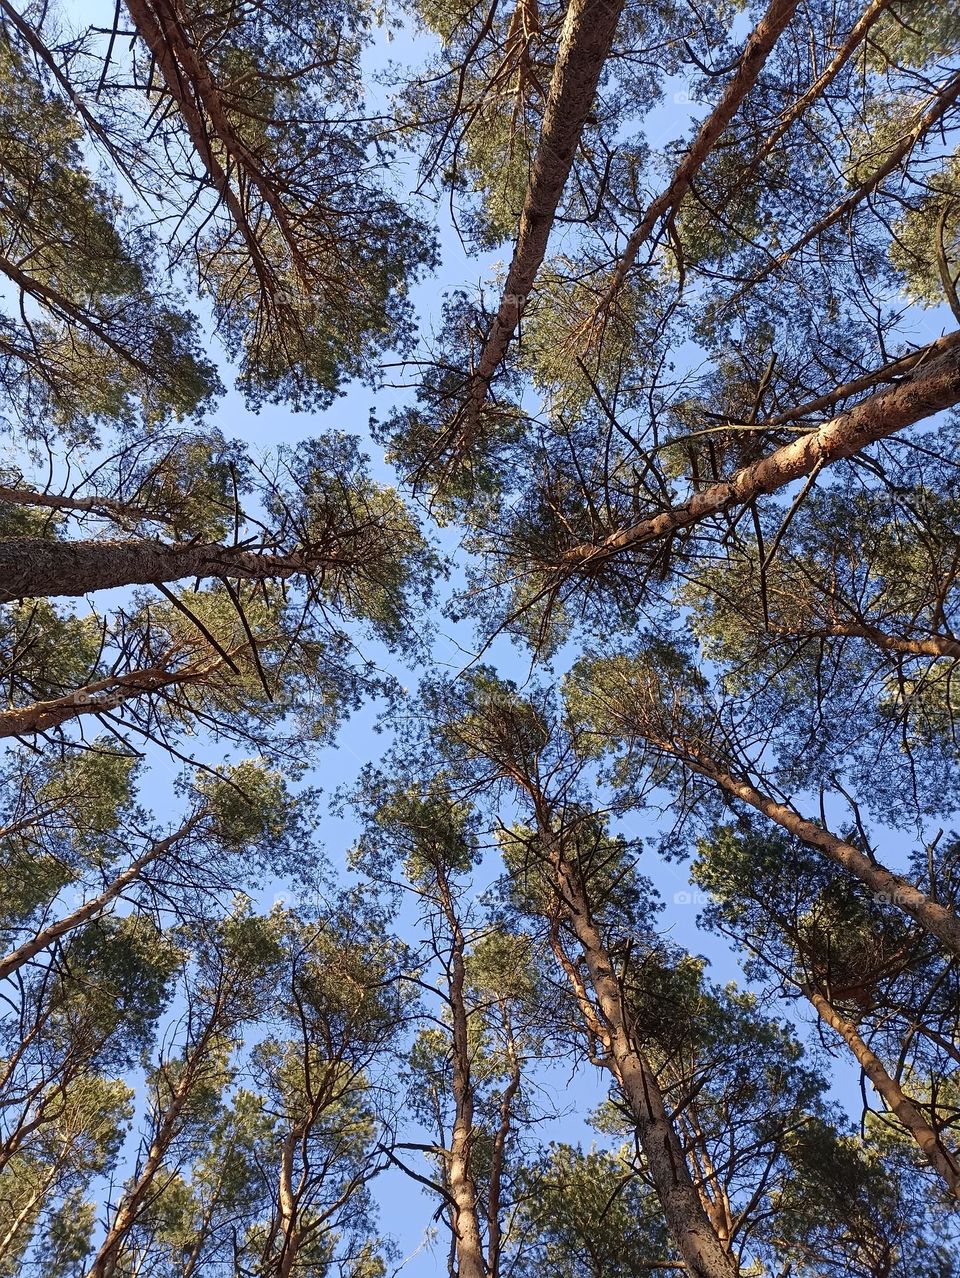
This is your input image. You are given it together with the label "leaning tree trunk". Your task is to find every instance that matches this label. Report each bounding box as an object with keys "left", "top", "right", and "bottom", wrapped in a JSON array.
[
  {"left": 542, "top": 826, "right": 740, "bottom": 1278},
  {"left": 0, "top": 659, "right": 222, "bottom": 738},
  {"left": 747, "top": 0, "right": 892, "bottom": 172},
  {"left": 0, "top": 816, "right": 201, "bottom": 982},
  {"left": 123, "top": 0, "right": 279, "bottom": 287},
  {"left": 645, "top": 730, "right": 960, "bottom": 957},
  {"left": 0, "top": 537, "right": 338, "bottom": 602},
  {"left": 788, "top": 622, "right": 960, "bottom": 661},
  {"left": 762, "top": 330, "right": 960, "bottom": 429},
  {"left": 589, "top": 0, "right": 798, "bottom": 326},
  {"left": 86, "top": 1015, "right": 221, "bottom": 1278},
  {"left": 805, "top": 986, "right": 960, "bottom": 1198},
  {"left": 457, "top": 0, "right": 626, "bottom": 437},
  {"left": 735, "top": 67, "right": 960, "bottom": 297},
  {"left": 562, "top": 338, "right": 960, "bottom": 568}
]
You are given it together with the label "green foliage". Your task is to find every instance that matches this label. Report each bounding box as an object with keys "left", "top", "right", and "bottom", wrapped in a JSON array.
[
  {"left": 196, "top": 759, "right": 292, "bottom": 851},
  {"left": 0, "top": 600, "right": 102, "bottom": 705},
  {"left": 465, "top": 926, "right": 537, "bottom": 1003},
  {"left": 513, "top": 1144, "right": 671, "bottom": 1278},
  {"left": 363, "top": 775, "right": 480, "bottom": 884},
  {"left": 868, "top": 1, "right": 960, "bottom": 68},
  {"left": 114, "top": 0, "right": 436, "bottom": 410},
  {"left": 890, "top": 154, "right": 960, "bottom": 309},
  {"left": 36, "top": 748, "right": 139, "bottom": 844},
  {"left": 0, "top": 43, "right": 217, "bottom": 440},
  {"left": 50, "top": 915, "right": 182, "bottom": 1066},
  {"left": 35, "top": 1192, "right": 98, "bottom": 1278},
  {"left": 0, "top": 748, "right": 140, "bottom": 930},
  {"left": 772, "top": 1119, "right": 958, "bottom": 1278}
]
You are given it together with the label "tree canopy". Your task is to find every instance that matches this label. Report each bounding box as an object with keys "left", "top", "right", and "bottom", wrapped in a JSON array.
[{"left": 1, "top": 0, "right": 960, "bottom": 1274}]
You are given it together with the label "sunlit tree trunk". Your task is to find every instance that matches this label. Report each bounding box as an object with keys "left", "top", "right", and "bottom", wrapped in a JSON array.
[
  {"left": 436, "top": 866, "right": 487, "bottom": 1278},
  {"left": 86, "top": 1016, "right": 221, "bottom": 1278},
  {"left": 0, "top": 660, "right": 222, "bottom": 738},
  {"left": 538, "top": 816, "right": 740, "bottom": 1278},
  {"left": 276, "top": 1129, "right": 303, "bottom": 1278},
  {"left": 777, "top": 622, "right": 960, "bottom": 660},
  {"left": 563, "top": 341, "right": 960, "bottom": 568},
  {"left": 486, "top": 1000, "right": 520, "bottom": 1278},
  {"left": 0, "top": 538, "right": 337, "bottom": 602},
  {"left": 641, "top": 729, "right": 960, "bottom": 956},
  {"left": 747, "top": 0, "right": 892, "bottom": 171},
  {"left": 588, "top": 0, "right": 798, "bottom": 328},
  {"left": 460, "top": 0, "right": 626, "bottom": 433},
  {"left": 805, "top": 986, "right": 960, "bottom": 1197},
  {"left": 123, "top": 0, "right": 277, "bottom": 290}
]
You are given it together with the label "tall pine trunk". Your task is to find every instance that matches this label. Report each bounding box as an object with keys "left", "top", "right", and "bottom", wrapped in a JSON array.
[
  {"left": 562, "top": 340, "right": 960, "bottom": 568},
  {"left": 805, "top": 987, "right": 960, "bottom": 1197},
  {"left": 541, "top": 824, "right": 740, "bottom": 1278},
  {"left": 438, "top": 869, "right": 488, "bottom": 1278},
  {"left": 0, "top": 816, "right": 201, "bottom": 983},
  {"left": 589, "top": 0, "right": 798, "bottom": 326},
  {"left": 0, "top": 538, "right": 333, "bottom": 602},
  {"left": 460, "top": 0, "right": 626, "bottom": 433},
  {"left": 644, "top": 731, "right": 960, "bottom": 957}
]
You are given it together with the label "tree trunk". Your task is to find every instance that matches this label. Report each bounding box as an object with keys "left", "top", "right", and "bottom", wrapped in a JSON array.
[
  {"left": 542, "top": 827, "right": 739, "bottom": 1278},
  {"left": 747, "top": 0, "right": 892, "bottom": 171},
  {"left": 86, "top": 1021, "right": 218, "bottom": 1278},
  {"left": 460, "top": 0, "right": 625, "bottom": 431},
  {"left": 805, "top": 987, "right": 960, "bottom": 1197},
  {"left": 0, "top": 1159, "right": 58, "bottom": 1263},
  {"left": 762, "top": 329, "right": 960, "bottom": 429},
  {"left": 126, "top": 0, "right": 312, "bottom": 281},
  {"left": 647, "top": 731, "right": 960, "bottom": 956},
  {"left": 0, "top": 537, "right": 333, "bottom": 602},
  {"left": 0, "top": 661, "right": 219, "bottom": 738},
  {"left": 123, "top": 0, "right": 277, "bottom": 292},
  {"left": 0, "top": 816, "right": 200, "bottom": 982},
  {"left": 785, "top": 622, "right": 960, "bottom": 661},
  {"left": 589, "top": 0, "right": 798, "bottom": 326},
  {"left": 486, "top": 1002, "right": 521, "bottom": 1278},
  {"left": 0, "top": 483, "right": 148, "bottom": 523},
  {"left": 562, "top": 340, "right": 960, "bottom": 568},
  {"left": 277, "top": 1129, "right": 303, "bottom": 1278},
  {"left": 438, "top": 870, "right": 487, "bottom": 1278}
]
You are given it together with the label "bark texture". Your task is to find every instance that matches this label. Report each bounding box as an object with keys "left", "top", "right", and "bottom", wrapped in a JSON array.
[
  {"left": 124, "top": 0, "right": 278, "bottom": 287},
  {"left": 762, "top": 329, "right": 960, "bottom": 429},
  {"left": 563, "top": 339, "right": 960, "bottom": 567},
  {"left": 438, "top": 869, "right": 487, "bottom": 1278},
  {"left": 785, "top": 623, "right": 960, "bottom": 661},
  {"left": 463, "top": 0, "right": 626, "bottom": 425},
  {"left": 806, "top": 987, "right": 960, "bottom": 1197},
  {"left": 0, "top": 662, "right": 217, "bottom": 738},
  {"left": 0, "top": 538, "right": 333, "bottom": 602},
  {"left": 540, "top": 822, "right": 740, "bottom": 1278},
  {"left": 0, "top": 483, "right": 157, "bottom": 524}
]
